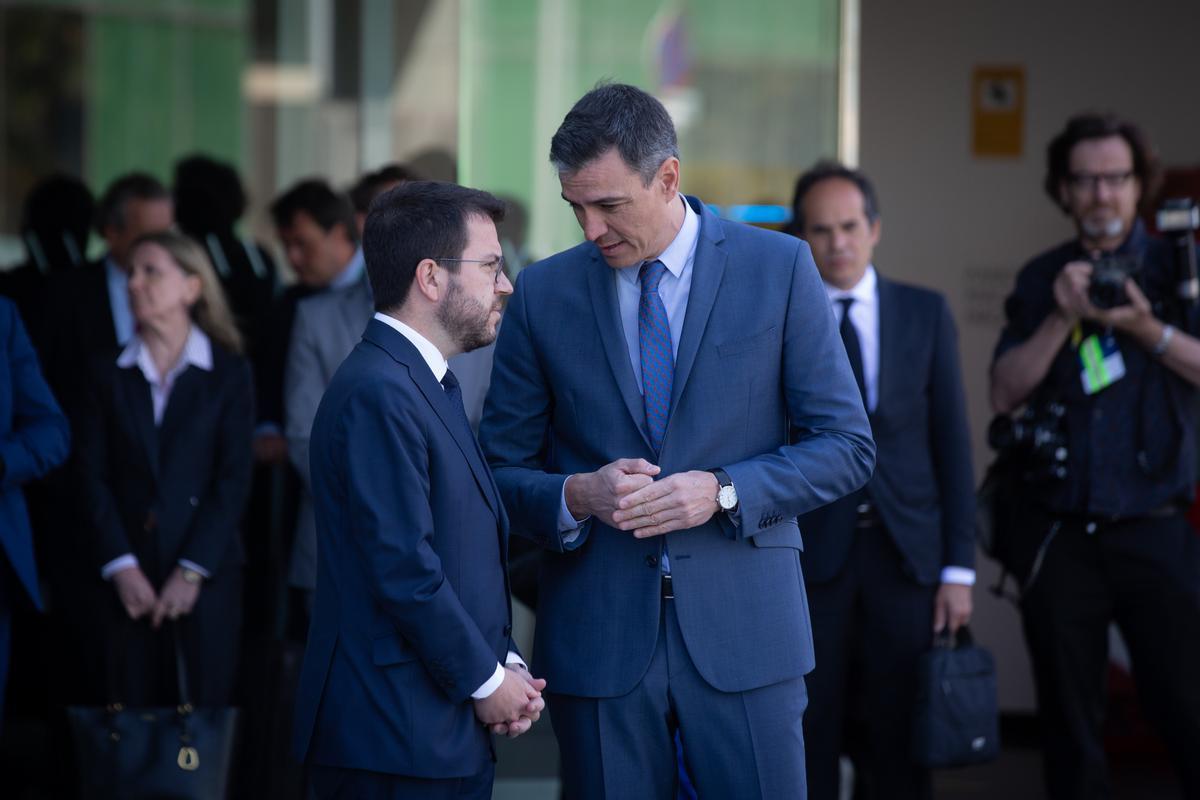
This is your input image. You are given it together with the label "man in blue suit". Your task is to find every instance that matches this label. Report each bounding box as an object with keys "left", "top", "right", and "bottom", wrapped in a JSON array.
[
  {"left": 0, "top": 297, "right": 70, "bottom": 724},
  {"left": 480, "top": 83, "right": 876, "bottom": 798},
  {"left": 294, "top": 181, "right": 547, "bottom": 799},
  {"left": 790, "top": 162, "right": 975, "bottom": 800}
]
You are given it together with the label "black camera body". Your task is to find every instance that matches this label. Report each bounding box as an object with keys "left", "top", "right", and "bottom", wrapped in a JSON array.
[
  {"left": 987, "top": 402, "right": 1069, "bottom": 481},
  {"left": 1088, "top": 255, "right": 1140, "bottom": 309}
]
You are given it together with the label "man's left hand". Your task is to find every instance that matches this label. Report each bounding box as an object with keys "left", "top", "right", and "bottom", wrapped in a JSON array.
[
  {"left": 151, "top": 567, "right": 202, "bottom": 629},
  {"left": 488, "top": 664, "right": 547, "bottom": 739},
  {"left": 933, "top": 582, "right": 973, "bottom": 633},
  {"left": 1089, "top": 278, "right": 1156, "bottom": 339},
  {"left": 611, "top": 470, "right": 720, "bottom": 538}
]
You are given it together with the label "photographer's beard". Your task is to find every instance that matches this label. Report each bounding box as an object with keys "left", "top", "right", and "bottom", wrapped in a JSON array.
[
  {"left": 436, "top": 276, "right": 504, "bottom": 354},
  {"left": 1077, "top": 204, "right": 1131, "bottom": 250}
]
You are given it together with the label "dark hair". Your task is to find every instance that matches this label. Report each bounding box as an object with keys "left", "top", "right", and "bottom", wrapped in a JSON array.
[
  {"left": 787, "top": 160, "right": 881, "bottom": 236},
  {"left": 349, "top": 163, "right": 421, "bottom": 214},
  {"left": 174, "top": 154, "right": 247, "bottom": 233},
  {"left": 1044, "top": 112, "right": 1161, "bottom": 213},
  {"left": 96, "top": 172, "right": 169, "bottom": 235},
  {"left": 363, "top": 181, "right": 505, "bottom": 313},
  {"left": 270, "top": 178, "right": 358, "bottom": 243},
  {"left": 549, "top": 82, "right": 679, "bottom": 185}
]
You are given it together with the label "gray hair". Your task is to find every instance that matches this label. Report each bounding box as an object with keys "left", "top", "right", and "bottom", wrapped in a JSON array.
[{"left": 549, "top": 82, "right": 679, "bottom": 186}]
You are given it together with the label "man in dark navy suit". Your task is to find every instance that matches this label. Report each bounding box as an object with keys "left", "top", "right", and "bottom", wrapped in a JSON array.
[
  {"left": 791, "top": 162, "right": 976, "bottom": 800},
  {"left": 0, "top": 297, "right": 70, "bottom": 725},
  {"left": 294, "top": 181, "right": 546, "bottom": 799}
]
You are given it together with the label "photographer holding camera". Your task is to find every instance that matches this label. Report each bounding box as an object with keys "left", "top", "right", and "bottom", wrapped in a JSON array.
[{"left": 991, "top": 113, "right": 1200, "bottom": 799}]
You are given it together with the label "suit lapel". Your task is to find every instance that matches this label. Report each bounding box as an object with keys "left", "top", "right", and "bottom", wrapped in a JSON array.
[
  {"left": 117, "top": 366, "right": 159, "bottom": 478},
  {"left": 586, "top": 254, "right": 654, "bottom": 450},
  {"left": 669, "top": 199, "right": 726, "bottom": 414},
  {"left": 159, "top": 365, "right": 205, "bottom": 468},
  {"left": 365, "top": 321, "right": 501, "bottom": 520}
]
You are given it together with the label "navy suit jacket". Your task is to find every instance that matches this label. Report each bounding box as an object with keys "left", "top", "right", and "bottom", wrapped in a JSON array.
[
  {"left": 797, "top": 275, "right": 976, "bottom": 585},
  {"left": 0, "top": 298, "right": 69, "bottom": 609},
  {"left": 480, "top": 196, "right": 875, "bottom": 698},
  {"left": 294, "top": 320, "right": 516, "bottom": 779}
]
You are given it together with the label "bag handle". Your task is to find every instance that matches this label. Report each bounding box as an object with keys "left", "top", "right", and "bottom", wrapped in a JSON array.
[{"left": 933, "top": 625, "right": 975, "bottom": 650}]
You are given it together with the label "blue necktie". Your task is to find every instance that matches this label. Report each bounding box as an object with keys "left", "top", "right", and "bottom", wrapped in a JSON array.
[
  {"left": 639, "top": 260, "right": 673, "bottom": 453},
  {"left": 639, "top": 260, "right": 674, "bottom": 576}
]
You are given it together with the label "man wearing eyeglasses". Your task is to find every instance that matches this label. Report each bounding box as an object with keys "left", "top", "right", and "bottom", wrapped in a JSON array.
[{"left": 991, "top": 113, "right": 1200, "bottom": 799}]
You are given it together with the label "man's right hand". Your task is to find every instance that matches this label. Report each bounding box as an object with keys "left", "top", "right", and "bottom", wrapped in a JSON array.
[
  {"left": 112, "top": 566, "right": 158, "bottom": 620},
  {"left": 565, "top": 458, "right": 660, "bottom": 527},
  {"left": 473, "top": 666, "right": 545, "bottom": 732},
  {"left": 1052, "top": 260, "right": 1093, "bottom": 322}
]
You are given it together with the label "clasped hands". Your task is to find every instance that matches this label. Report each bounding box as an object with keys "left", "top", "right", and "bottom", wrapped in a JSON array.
[
  {"left": 567, "top": 458, "right": 721, "bottom": 537},
  {"left": 112, "top": 565, "right": 201, "bottom": 628},
  {"left": 473, "top": 664, "right": 547, "bottom": 738}
]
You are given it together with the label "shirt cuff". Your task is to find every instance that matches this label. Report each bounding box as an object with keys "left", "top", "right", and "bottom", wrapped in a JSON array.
[
  {"left": 101, "top": 554, "right": 139, "bottom": 580},
  {"left": 505, "top": 651, "right": 527, "bottom": 671},
  {"left": 558, "top": 476, "right": 590, "bottom": 542},
  {"left": 178, "top": 559, "right": 211, "bottom": 579},
  {"left": 940, "top": 566, "right": 976, "bottom": 586},
  {"left": 471, "top": 662, "right": 506, "bottom": 700}
]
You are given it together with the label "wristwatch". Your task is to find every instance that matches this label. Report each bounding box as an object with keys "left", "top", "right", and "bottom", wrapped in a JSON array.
[
  {"left": 180, "top": 567, "right": 204, "bottom": 585},
  {"left": 708, "top": 468, "right": 739, "bottom": 512}
]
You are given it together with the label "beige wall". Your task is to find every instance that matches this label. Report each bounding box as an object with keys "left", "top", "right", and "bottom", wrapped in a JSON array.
[{"left": 858, "top": 0, "right": 1200, "bottom": 710}]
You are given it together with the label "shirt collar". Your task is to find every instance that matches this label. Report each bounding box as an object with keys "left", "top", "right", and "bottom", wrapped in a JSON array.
[
  {"left": 105, "top": 256, "right": 127, "bottom": 284},
  {"left": 617, "top": 195, "right": 699, "bottom": 285},
  {"left": 117, "top": 325, "right": 213, "bottom": 383},
  {"left": 329, "top": 247, "right": 366, "bottom": 290},
  {"left": 373, "top": 312, "right": 448, "bottom": 382},
  {"left": 824, "top": 264, "right": 877, "bottom": 306}
]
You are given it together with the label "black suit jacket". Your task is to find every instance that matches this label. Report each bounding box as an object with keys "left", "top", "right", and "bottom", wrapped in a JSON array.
[
  {"left": 40, "top": 260, "right": 119, "bottom": 420},
  {"left": 799, "top": 274, "right": 975, "bottom": 585},
  {"left": 75, "top": 342, "right": 255, "bottom": 583}
]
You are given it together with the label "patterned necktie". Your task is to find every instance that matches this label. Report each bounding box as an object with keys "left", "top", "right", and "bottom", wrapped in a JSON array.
[
  {"left": 639, "top": 260, "right": 674, "bottom": 453},
  {"left": 838, "top": 297, "right": 867, "bottom": 404}
]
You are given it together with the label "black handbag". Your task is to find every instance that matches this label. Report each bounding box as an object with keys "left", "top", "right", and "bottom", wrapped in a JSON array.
[
  {"left": 67, "top": 625, "right": 240, "bottom": 799},
  {"left": 911, "top": 626, "right": 1000, "bottom": 768}
]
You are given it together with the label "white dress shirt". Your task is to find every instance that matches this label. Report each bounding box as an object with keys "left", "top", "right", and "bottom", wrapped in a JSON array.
[
  {"left": 823, "top": 267, "right": 974, "bottom": 588},
  {"left": 100, "top": 326, "right": 215, "bottom": 581},
  {"left": 557, "top": 196, "right": 699, "bottom": 535},
  {"left": 373, "top": 312, "right": 525, "bottom": 699}
]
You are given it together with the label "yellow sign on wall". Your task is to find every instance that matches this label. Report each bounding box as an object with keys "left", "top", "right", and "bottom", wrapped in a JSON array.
[{"left": 972, "top": 66, "right": 1025, "bottom": 158}]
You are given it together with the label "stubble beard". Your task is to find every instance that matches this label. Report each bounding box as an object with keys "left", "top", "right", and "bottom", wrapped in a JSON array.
[{"left": 437, "top": 277, "right": 497, "bottom": 354}]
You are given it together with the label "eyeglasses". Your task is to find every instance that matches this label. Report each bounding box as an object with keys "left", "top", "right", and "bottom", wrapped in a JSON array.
[
  {"left": 435, "top": 256, "right": 507, "bottom": 285},
  {"left": 1066, "top": 171, "right": 1135, "bottom": 193}
]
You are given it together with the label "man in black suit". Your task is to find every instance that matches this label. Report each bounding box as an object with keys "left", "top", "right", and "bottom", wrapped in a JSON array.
[
  {"left": 792, "top": 162, "right": 976, "bottom": 800},
  {"left": 41, "top": 173, "right": 173, "bottom": 412}
]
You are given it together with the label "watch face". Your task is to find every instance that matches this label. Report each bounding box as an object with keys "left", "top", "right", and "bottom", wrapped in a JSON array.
[{"left": 717, "top": 484, "right": 738, "bottom": 510}]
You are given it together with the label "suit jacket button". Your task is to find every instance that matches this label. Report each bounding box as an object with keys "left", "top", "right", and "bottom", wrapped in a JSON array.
[
  {"left": 503, "top": 624, "right": 512, "bottom": 637},
  {"left": 143, "top": 511, "right": 157, "bottom": 531},
  {"left": 645, "top": 554, "right": 659, "bottom": 568},
  {"left": 189, "top": 496, "right": 199, "bottom": 507}
]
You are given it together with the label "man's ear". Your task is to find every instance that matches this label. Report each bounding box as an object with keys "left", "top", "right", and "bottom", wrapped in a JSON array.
[
  {"left": 657, "top": 157, "right": 681, "bottom": 198},
  {"left": 412, "top": 258, "right": 443, "bottom": 303}
]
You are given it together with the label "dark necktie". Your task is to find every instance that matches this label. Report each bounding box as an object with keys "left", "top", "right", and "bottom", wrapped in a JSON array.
[
  {"left": 639, "top": 260, "right": 673, "bottom": 454},
  {"left": 838, "top": 297, "right": 867, "bottom": 404},
  {"left": 440, "top": 369, "right": 469, "bottom": 426}
]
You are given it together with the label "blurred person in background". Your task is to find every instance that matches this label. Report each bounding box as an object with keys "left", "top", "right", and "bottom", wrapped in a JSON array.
[
  {"left": 75, "top": 230, "right": 253, "bottom": 707},
  {"left": 0, "top": 296, "right": 70, "bottom": 726},
  {"left": 42, "top": 172, "right": 173, "bottom": 414},
  {"left": 173, "top": 153, "right": 279, "bottom": 344},
  {"left": 0, "top": 175, "right": 94, "bottom": 332},
  {"left": 790, "top": 161, "right": 975, "bottom": 800},
  {"left": 991, "top": 112, "right": 1200, "bottom": 799}
]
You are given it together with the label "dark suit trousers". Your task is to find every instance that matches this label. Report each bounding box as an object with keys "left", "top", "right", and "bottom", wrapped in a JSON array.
[
  {"left": 549, "top": 597, "right": 808, "bottom": 800},
  {"left": 309, "top": 763, "right": 494, "bottom": 799},
  {"left": 803, "top": 521, "right": 936, "bottom": 800},
  {"left": 1020, "top": 513, "right": 1200, "bottom": 800}
]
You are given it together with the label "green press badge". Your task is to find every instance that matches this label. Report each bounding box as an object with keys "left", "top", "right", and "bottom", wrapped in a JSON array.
[{"left": 1079, "top": 333, "right": 1126, "bottom": 394}]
